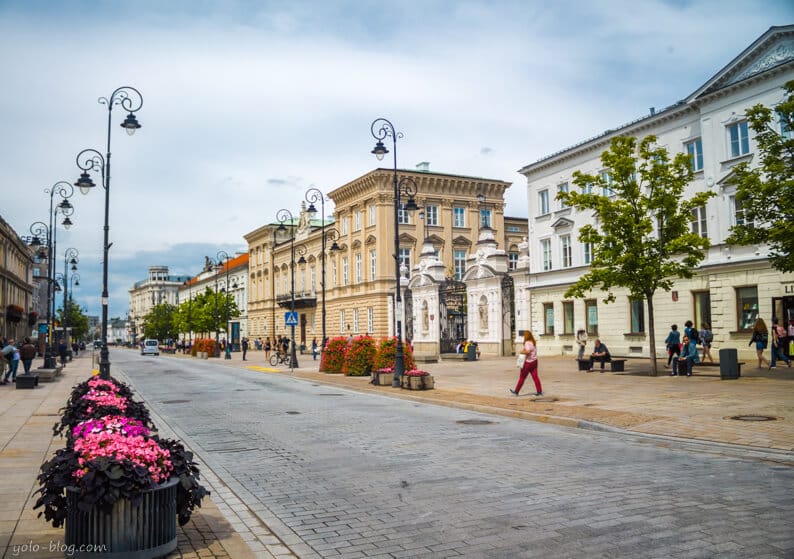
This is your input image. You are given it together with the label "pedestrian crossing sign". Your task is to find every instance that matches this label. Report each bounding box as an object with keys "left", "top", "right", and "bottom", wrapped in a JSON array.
[{"left": 285, "top": 311, "right": 298, "bottom": 326}]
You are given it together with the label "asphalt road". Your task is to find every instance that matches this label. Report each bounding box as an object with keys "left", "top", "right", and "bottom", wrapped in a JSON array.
[{"left": 114, "top": 351, "right": 794, "bottom": 558}]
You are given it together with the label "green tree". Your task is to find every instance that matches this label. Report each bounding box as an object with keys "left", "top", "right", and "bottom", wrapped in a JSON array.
[
  {"left": 143, "top": 303, "right": 178, "bottom": 341},
  {"left": 558, "top": 135, "right": 715, "bottom": 376},
  {"left": 726, "top": 80, "right": 794, "bottom": 272},
  {"left": 57, "top": 299, "right": 89, "bottom": 340},
  {"left": 174, "top": 288, "right": 238, "bottom": 337}
]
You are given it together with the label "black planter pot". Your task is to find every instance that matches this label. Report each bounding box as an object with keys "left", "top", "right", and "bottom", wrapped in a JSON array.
[{"left": 65, "top": 477, "right": 178, "bottom": 558}]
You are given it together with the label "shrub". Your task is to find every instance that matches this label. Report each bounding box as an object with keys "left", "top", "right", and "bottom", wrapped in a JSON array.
[
  {"left": 372, "top": 337, "right": 416, "bottom": 372},
  {"left": 343, "top": 336, "right": 377, "bottom": 376},
  {"left": 193, "top": 338, "right": 215, "bottom": 355},
  {"left": 320, "top": 337, "right": 348, "bottom": 373}
]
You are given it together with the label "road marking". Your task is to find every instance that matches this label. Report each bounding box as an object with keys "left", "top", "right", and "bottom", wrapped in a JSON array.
[{"left": 247, "top": 366, "right": 279, "bottom": 373}]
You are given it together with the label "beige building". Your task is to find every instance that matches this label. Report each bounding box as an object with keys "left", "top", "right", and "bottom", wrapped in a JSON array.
[
  {"left": 245, "top": 166, "right": 513, "bottom": 349},
  {"left": 0, "top": 215, "right": 36, "bottom": 341}
]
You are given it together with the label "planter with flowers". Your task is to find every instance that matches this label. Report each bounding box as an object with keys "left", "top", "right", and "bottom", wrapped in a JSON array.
[
  {"left": 371, "top": 366, "right": 395, "bottom": 386},
  {"left": 401, "top": 369, "right": 435, "bottom": 390},
  {"left": 35, "top": 376, "right": 208, "bottom": 558},
  {"left": 320, "top": 337, "right": 348, "bottom": 373},
  {"left": 343, "top": 336, "right": 376, "bottom": 376}
]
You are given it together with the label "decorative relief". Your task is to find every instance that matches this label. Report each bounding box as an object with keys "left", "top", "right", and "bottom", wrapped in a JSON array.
[{"left": 728, "top": 38, "right": 794, "bottom": 85}]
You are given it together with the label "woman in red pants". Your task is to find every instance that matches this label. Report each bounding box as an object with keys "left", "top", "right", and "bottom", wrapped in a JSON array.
[{"left": 510, "top": 330, "right": 543, "bottom": 396}]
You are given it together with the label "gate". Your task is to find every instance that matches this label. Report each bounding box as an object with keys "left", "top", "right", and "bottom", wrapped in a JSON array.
[
  {"left": 403, "top": 287, "right": 413, "bottom": 343},
  {"left": 502, "top": 275, "right": 515, "bottom": 351},
  {"left": 439, "top": 279, "right": 467, "bottom": 353}
]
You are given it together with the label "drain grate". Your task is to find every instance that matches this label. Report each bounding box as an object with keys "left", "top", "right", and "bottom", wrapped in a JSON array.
[
  {"left": 160, "top": 399, "right": 191, "bottom": 404},
  {"left": 730, "top": 415, "right": 777, "bottom": 422},
  {"left": 286, "top": 411, "right": 301, "bottom": 415},
  {"left": 456, "top": 419, "right": 494, "bottom": 425},
  {"left": 318, "top": 393, "right": 344, "bottom": 396}
]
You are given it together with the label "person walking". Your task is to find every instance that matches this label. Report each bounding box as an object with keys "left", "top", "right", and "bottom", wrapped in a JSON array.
[
  {"left": 510, "top": 330, "right": 542, "bottom": 397},
  {"left": 575, "top": 328, "right": 588, "bottom": 360},
  {"left": 241, "top": 337, "right": 249, "bottom": 361},
  {"left": 264, "top": 337, "right": 272, "bottom": 360},
  {"left": 770, "top": 320, "right": 791, "bottom": 369},
  {"left": 749, "top": 318, "right": 771, "bottom": 369},
  {"left": 20, "top": 337, "right": 37, "bottom": 374},
  {"left": 312, "top": 337, "right": 318, "bottom": 361},
  {"left": 664, "top": 325, "right": 681, "bottom": 368},
  {"left": 1, "top": 339, "right": 18, "bottom": 384},
  {"left": 700, "top": 322, "right": 714, "bottom": 363},
  {"left": 58, "top": 341, "right": 68, "bottom": 366},
  {"left": 587, "top": 339, "right": 611, "bottom": 372}
]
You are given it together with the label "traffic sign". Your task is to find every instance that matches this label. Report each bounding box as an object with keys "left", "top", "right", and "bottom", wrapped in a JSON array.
[
  {"left": 38, "top": 324, "right": 48, "bottom": 334},
  {"left": 285, "top": 311, "right": 298, "bottom": 326}
]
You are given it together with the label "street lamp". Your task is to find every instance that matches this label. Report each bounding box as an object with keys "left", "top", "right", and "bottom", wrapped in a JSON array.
[
  {"left": 183, "top": 280, "right": 193, "bottom": 350},
  {"left": 215, "top": 250, "right": 231, "bottom": 358},
  {"left": 60, "top": 248, "right": 79, "bottom": 351},
  {"left": 74, "top": 86, "right": 142, "bottom": 380},
  {"left": 276, "top": 208, "right": 301, "bottom": 369},
  {"left": 304, "top": 188, "right": 341, "bottom": 351},
  {"left": 477, "top": 193, "right": 491, "bottom": 229},
  {"left": 370, "top": 118, "right": 419, "bottom": 386}
]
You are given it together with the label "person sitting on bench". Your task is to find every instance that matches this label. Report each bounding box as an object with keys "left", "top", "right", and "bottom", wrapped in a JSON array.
[{"left": 588, "top": 339, "right": 611, "bottom": 372}]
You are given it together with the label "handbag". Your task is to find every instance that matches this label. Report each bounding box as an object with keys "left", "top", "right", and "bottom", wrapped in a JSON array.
[{"left": 516, "top": 352, "right": 526, "bottom": 368}]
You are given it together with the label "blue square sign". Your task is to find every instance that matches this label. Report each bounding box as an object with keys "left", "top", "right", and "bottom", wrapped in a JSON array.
[{"left": 285, "top": 311, "right": 298, "bottom": 326}]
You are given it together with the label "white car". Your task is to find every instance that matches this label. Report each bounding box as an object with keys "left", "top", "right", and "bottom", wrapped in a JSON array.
[{"left": 141, "top": 339, "right": 159, "bottom": 356}]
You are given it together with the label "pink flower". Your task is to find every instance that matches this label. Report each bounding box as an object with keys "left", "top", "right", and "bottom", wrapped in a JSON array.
[{"left": 72, "top": 431, "right": 172, "bottom": 483}]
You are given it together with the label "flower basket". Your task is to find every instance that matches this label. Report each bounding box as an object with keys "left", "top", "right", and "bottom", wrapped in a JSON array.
[
  {"left": 401, "top": 370, "right": 434, "bottom": 390},
  {"left": 28, "top": 311, "right": 39, "bottom": 326},
  {"left": 6, "top": 304, "right": 24, "bottom": 322},
  {"left": 65, "top": 476, "right": 178, "bottom": 558},
  {"left": 372, "top": 369, "right": 395, "bottom": 386}
]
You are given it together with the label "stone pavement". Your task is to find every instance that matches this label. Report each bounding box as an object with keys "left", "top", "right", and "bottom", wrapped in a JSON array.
[
  {"left": 0, "top": 352, "right": 253, "bottom": 559},
  {"left": 2, "top": 349, "right": 793, "bottom": 559}
]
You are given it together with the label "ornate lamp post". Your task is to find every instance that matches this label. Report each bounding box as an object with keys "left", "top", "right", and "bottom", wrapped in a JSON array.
[
  {"left": 477, "top": 193, "right": 492, "bottom": 229},
  {"left": 275, "top": 208, "right": 302, "bottom": 369},
  {"left": 216, "top": 250, "right": 231, "bottom": 359},
  {"left": 304, "top": 188, "right": 341, "bottom": 351},
  {"left": 74, "top": 86, "right": 142, "bottom": 380},
  {"left": 60, "top": 249, "right": 79, "bottom": 351},
  {"left": 183, "top": 280, "right": 193, "bottom": 350},
  {"left": 370, "top": 118, "right": 419, "bottom": 386}
]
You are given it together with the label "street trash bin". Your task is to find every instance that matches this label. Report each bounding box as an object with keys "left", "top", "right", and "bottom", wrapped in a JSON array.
[
  {"left": 466, "top": 344, "right": 477, "bottom": 361},
  {"left": 719, "top": 348, "right": 740, "bottom": 380}
]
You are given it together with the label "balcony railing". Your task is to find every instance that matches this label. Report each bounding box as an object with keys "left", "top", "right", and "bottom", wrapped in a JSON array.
[{"left": 276, "top": 290, "right": 317, "bottom": 309}]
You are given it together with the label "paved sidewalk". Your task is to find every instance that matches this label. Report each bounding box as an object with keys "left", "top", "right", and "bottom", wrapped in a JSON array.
[{"left": 0, "top": 353, "right": 253, "bottom": 559}]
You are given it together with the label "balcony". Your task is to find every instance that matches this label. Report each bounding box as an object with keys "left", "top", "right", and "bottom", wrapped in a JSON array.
[{"left": 276, "top": 290, "right": 317, "bottom": 309}]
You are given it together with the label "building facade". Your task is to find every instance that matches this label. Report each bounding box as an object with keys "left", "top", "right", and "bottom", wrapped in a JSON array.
[
  {"left": 245, "top": 166, "right": 514, "bottom": 354},
  {"left": 128, "top": 266, "right": 192, "bottom": 343},
  {"left": 518, "top": 25, "right": 794, "bottom": 361},
  {"left": 0, "top": 215, "right": 36, "bottom": 341}
]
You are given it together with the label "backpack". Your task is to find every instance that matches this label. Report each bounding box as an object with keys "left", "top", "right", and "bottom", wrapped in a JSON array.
[
  {"left": 690, "top": 327, "right": 700, "bottom": 344},
  {"left": 703, "top": 329, "right": 713, "bottom": 343}
]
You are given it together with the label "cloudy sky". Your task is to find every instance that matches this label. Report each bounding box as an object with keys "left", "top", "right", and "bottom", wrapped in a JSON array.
[{"left": 1, "top": 0, "right": 791, "bottom": 320}]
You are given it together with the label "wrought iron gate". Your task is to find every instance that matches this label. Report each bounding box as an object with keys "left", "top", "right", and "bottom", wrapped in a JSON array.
[
  {"left": 403, "top": 287, "right": 413, "bottom": 343},
  {"left": 439, "top": 279, "right": 467, "bottom": 353},
  {"left": 502, "top": 274, "right": 515, "bottom": 351}
]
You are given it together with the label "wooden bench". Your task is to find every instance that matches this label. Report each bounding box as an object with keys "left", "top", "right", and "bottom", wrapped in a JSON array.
[
  {"left": 578, "top": 358, "right": 626, "bottom": 372},
  {"left": 15, "top": 373, "right": 39, "bottom": 389}
]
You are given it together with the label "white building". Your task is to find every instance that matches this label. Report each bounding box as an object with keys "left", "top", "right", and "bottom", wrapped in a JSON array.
[
  {"left": 518, "top": 25, "right": 794, "bottom": 361},
  {"left": 128, "top": 266, "right": 192, "bottom": 343}
]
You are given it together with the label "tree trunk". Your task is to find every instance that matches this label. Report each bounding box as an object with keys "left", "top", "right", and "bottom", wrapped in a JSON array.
[{"left": 647, "top": 293, "right": 658, "bottom": 376}]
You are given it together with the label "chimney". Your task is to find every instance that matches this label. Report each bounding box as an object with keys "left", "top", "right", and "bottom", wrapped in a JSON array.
[
  {"left": 416, "top": 162, "right": 430, "bottom": 172},
  {"left": 649, "top": 107, "right": 656, "bottom": 116}
]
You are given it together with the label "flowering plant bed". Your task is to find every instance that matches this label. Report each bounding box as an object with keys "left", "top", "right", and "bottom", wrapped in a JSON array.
[{"left": 400, "top": 369, "right": 434, "bottom": 390}]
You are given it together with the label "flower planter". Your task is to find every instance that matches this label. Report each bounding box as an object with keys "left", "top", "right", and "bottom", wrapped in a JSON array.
[
  {"left": 402, "top": 374, "right": 434, "bottom": 390},
  {"left": 373, "top": 371, "right": 394, "bottom": 386},
  {"left": 65, "top": 477, "right": 178, "bottom": 559}
]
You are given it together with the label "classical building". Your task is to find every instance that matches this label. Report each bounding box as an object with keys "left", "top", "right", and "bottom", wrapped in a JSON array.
[
  {"left": 244, "top": 165, "right": 515, "bottom": 358},
  {"left": 0, "top": 215, "right": 36, "bottom": 341},
  {"left": 128, "top": 266, "right": 191, "bottom": 343},
  {"left": 178, "top": 253, "right": 249, "bottom": 347},
  {"left": 518, "top": 25, "right": 794, "bottom": 361}
]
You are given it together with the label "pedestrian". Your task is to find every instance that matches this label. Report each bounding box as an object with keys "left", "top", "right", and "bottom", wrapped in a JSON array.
[
  {"left": 264, "top": 337, "right": 271, "bottom": 360},
  {"left": 242, "top": 337, "right": 248, "bottom": 361},
  {"left": 58, "top": 341, "right": 68, "bottom": 366},
  {"left": 769, "top": 319, "right": 791, "bottom": 369},
  {"left": 1, "top": 339, "right": 18, "bottom": 384},
  {"left": 700, "top": 322, "right": 714, "bottom": 363},
  {"left": 674, "top": 334, "right": 699, "bottom": 377},
  {"left": 587, "top": 339, "right": 611, "bottom": 372},
  {"left": 664, "top": 324, "right": 681, "bottom": 368},
  {"left": 0, "top": 337, "right": 8, "bottom": 381},
  {"left": 312, "top": 337, "right": 318, "bottom": 360},
  {"left": 20, "top": 337, "right": 37, "bottom": 374},
  {"left": 510, "top": 330, "right": 542, "bottom": 396},
  {"left": 575, "top": 328, "right": 588, "bottom": 360},
  {"left": 748, "top": 318, "right": 770, "bottom": 369}
]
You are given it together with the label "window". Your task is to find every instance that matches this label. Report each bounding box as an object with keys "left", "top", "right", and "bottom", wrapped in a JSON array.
[
  {"left": 693, "top": 291, "right": 711, "bottom": 332},
  {"left": 543, "top": 303, "right": 554, "bottom": 335},
  {"left": 779, "top": 110, "right": 792, "bottom": 139},
  {"left": 560, "top": 235, "right": 572, "bottom": 268},
  {"left": 582, "top": 182, "right": 593, "bottom": 194},
  {"left": 369, "top": 249, "right": 376, "bottom": 280},
  {"left": 353, "top": 309, "right": 359, "bottom": 333},
  {"left": 354, "top": 210, "right": 362, "bottom": 231},
  {"left": 398, "top": 248, "right": 411, "bottom": 272},
  {"left": 368, "top": 204, "right": 376, "bottom": 226},
  {"left": 728, "top": 121, "right": 750, "bottom": 157},
  {"left": 508, "top": 251, "right": 518, "bottom": 271},
  {"left": 541, "top": 239, "right": 552, "bottom": 271},
  {"left": 398, "top": 204, "right": 411, "bottom": 224},
  {"left": 367, "top": 307, "right": 374, "bottom": 334},
  {"left": 731, "top": 195, "right": 749, "bottom": 227},
  {"left": 332, "top": 261, "right": 337, "bottom": 287},
  {"left": 736, "top": 286, "right": 758, "bottom": 331},
  {"left": 630, "top": 299, "right": 644, "bottom": 333},
  {"left": 355, "top": 253, "right": 362, "bottom": 283},
  {"left": 480, "top": 208, "right": 492, "bottom": 228},
  {"left": 583, "top": 242, "right": 592, "bottom": 265},
  {"left": 690, "top": 206, "right": 708, "bottom": 238},
  {"left": 557, "top": 182, "right": 569, "bottom": 209},
  {"left": 562, "top": 301, "right": 574, "bottom": 334},
  {"left": 342, "top": 256, "right": 349, "bottom": 286},
  {"left": 340, "top": 309, "right": 345, "bottom": 334},
  {"left": 453, "top": 206, "right": 465, "bottom": 227},
  {"left": 341, "top": 216, "right": 348, "bottom": 234},
  {"left": 454, "top": 249, "right": 467, "bottom": 280},
  {"left": 585, "top": 299, "right": 598, "bottom": 336},
  {"left": 425, "top": 204, "right": 439, "bottom": 226},
  {"left": 310, "top": 266, "right": 316, "bottom": 294},
  {"left": 538, "top": 190, "right": 550, "bottom": 215},
  {"left": 686, "top": 138, "right": 703, "bottom": 171},
  {"left": 599, "top": 170, "right": 613, "bottom": 196}
]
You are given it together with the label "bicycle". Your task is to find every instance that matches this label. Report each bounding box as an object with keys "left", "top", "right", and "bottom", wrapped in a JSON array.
[{"left": 269, "top": 351, "right": 290, "bottom": 367}]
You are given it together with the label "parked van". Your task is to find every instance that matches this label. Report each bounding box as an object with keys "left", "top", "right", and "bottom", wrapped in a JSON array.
[{"left": 141, "top": 339, "right": 159, "bottom": 356}]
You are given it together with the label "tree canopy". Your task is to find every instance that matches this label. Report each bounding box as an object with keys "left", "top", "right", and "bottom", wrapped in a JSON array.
[
  {"left": 142, "top": 303, "right": 178, "bottom": 341},
  {"left": 727, "top": 79, "right": 794, "bottom": 272},
  {"left": 57, "top": 299, "right": 89, "bottom": 341},
  {"left": 557, "top": 135, "right": 714, "bottom": 375},
  {"left": 172, "top": 288, "right": 238, "bottom": 337}
]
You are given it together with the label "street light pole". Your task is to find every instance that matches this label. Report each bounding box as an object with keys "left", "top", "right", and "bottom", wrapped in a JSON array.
[
  {"left": 370, "top": 118, "right": 419, "bottom": 386},
  {"left": 276, "top": 209, "right": 300, "bottom": 369},
  {"left": 61, "top": 249, "right": 79, "bottom": 352},
  {"left": 216, "top": 250, "right": 231, "bottom": 359},
  {"left": 74, "top": 86, "right": 142, "bottom": 380}
]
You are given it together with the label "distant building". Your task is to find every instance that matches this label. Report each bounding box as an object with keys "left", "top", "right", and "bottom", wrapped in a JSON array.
[
  {"left": 0, "top": 215, "right": 35, "bottom": 340},
  {"left": 128, "top": 266, "right": 191, "bottom": 343}
]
